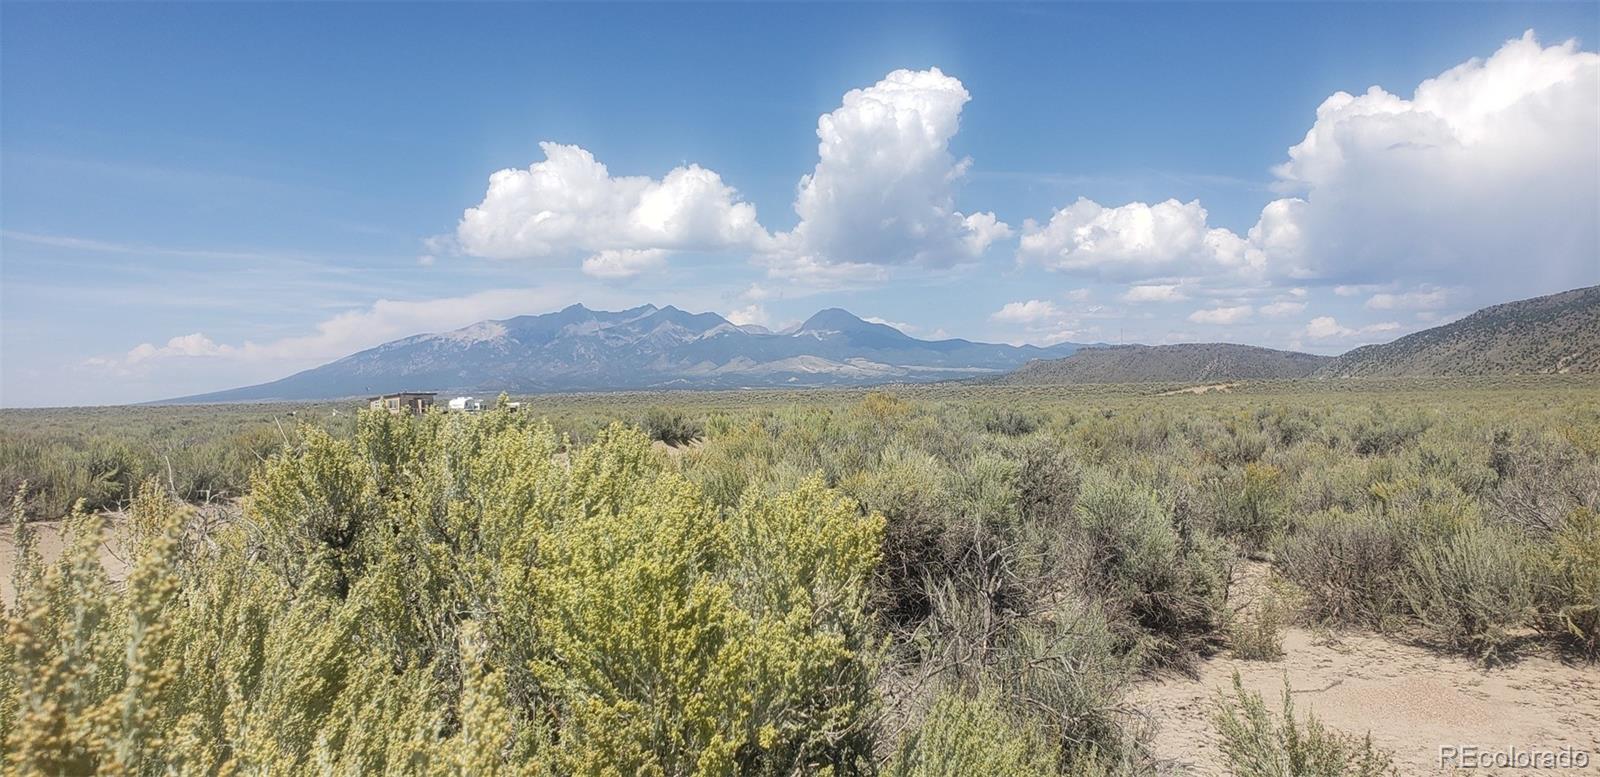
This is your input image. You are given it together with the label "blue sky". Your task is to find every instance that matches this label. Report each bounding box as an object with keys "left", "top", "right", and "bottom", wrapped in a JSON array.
[{"left": 2, "top": 2, "right": 1597, "bottom": 406}]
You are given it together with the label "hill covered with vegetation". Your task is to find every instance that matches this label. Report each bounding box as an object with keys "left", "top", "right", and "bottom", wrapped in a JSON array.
[
  {"left": 1319, "top": 285, "right": 1600, "bottom": 378},
  {"left": 997, "top": 343, "right": 1330, "bottom": 385}
]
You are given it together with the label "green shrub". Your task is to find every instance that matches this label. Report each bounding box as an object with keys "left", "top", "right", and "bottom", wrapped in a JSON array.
[
  {"left": 638, "top": 406, "right": 704, "bottom": 446},
  {"left": 2, "top": 412, "right": 884, "bottom": 774},
  {"left": 1216, "top": 463, "right": 1287, "bottom": 549},
  {"left": 886, "top": 685, "right": 1059, "bottom": 777},
  {"left": 1074, "top": 473, "right": 1228, "bottom": 664},
  {"left": 8, "top": 379, "right": 1600, "bottom": 770},
  {"left": 1546, "top": 507, "right": 1600, "bottom": 656},
  {"left": 1399, "top": 522, "right": 1541, "bottom": 661},
  {"left": 1273, "top": 510, "right": 1408, "bottom": 628},
  {"left": 844, "top": 445, "right": 950, "bottom": 628},
  {"left": 1228, "top": 585, "right": 1288, "bottom": 662},
  {"left": 1014, "top": 436, "right": 1082, "bottom": 527},
  {"left": 978, "top": 407, "right": 1044, "bottom": 437},
  {"left": 1214, "top": 672, "right": 1397, "bottom": 777}
]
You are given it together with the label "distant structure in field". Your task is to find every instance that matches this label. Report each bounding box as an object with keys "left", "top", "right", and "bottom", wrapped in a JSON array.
[
  {"left": 447, "top": 396, "right": 485, "bottom": 412},
  {"left": 369, "top": 391, "right": 435, "bottom": 415}
]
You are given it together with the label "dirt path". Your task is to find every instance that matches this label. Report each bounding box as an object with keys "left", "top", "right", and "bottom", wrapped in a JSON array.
[
  {"left": 1158, "top": 383, "right": 1238, "bottom": 396},
  {"left": 1133, "top": 568, "right": 1600, "bottom": 775}
]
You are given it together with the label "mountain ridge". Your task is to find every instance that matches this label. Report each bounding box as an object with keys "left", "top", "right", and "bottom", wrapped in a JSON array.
[
  {"left": 996, "top": 343, "right": 1331, "bottom": 385},
  {"left": 1000, "top": 285, "right": 1600, "bottom": 387},
  {"left": 1316, "top": 285, "right": 1600, "bottom": 377},
  {"left": 168, "top": 305, "right": 1088, "bottom": 403},
  {"left": 165, "top": 285, "right": 1600, "bottom": 403}
]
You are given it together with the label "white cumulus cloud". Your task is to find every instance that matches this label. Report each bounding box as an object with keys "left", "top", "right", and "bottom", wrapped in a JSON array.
[
  {"left": 1302, "top": 316, "right": 1402, "bottom": 341},
  {"left": 125, "top": 333, "right": 237, "bottom": 364},
  {"left": 725, "top": 305, "right": 769, "bottom": 327},
  {"left": 1018, "top": 198, "right": 1262, "bottom": 281},
  {"left": 1017, "top": 31, "right": 1597, "bottom": 302},
  {"left": 1259, "top": 31, "right": 1598, "bottom": 295},
  {"left": 1188, "top": 305, "right": 1254, "bottom": 325},
  {"left": 456, "top": 142, "right": 768, "bottom": 267},
  {"left": 990, "top": 299, "right": 1062, "bottom": 325},
  {"left": 581, "top": 248, "right": 669, "bottom": 279},
  {"left": 766, "top": 68, "right": 1009, "bottom": 281}
]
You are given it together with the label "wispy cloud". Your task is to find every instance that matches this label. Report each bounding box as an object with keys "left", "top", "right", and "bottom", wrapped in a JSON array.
[
  {"left": 83, "top": 286, "right": 625, "bottom": 374},
  {"left": 2, "top": 230, "right": 290, "bottom": 263}
]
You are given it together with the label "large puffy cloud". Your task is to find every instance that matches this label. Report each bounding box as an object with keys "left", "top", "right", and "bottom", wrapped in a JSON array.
[
  {"left": 456, "top": 142, "right": 768, "bottom": 270},
  {"left": 1019, "top": 31, "right": 1597, "bottom": 303},
  {"left": 1019, "top": 199, "right": 1261, "bottom": 280},
  {"left": 766, "top": 68, "right": 1009, "bottom": 281},
  {"left": 1261, "top": 31, "right": 1597, "bottom": 294},
  {"left": 458, "top": 68, "right": 1011, "bottom": 288},
  {"left": 452, "top": 31, "right": 1593, "bottom": 306}
]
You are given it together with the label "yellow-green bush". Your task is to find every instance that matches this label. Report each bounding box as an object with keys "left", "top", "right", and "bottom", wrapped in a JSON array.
[
  {"left": 885, "top": 686, "right": 1058, "bottom": 777},
  {"left": 1074, "top": 473, "right": 1228, "bottom": 663},
  {"left": 1213, "top": 672, "right": 1397, "bottom": 777},
  {"left": 1546, "top": 507, "right": 1600, "bottom": 656},
  {"left": 2, "top": 411, "right": 885, "bottom": 775},
  {"left": 1399, "top": 521, "right": 1542, "bottom": 661}
]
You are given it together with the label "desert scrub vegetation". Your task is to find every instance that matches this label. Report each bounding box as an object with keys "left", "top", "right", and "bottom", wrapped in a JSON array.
[
  {"left": 1227, "top": 574, "right": 1295, "bottom": 662},
  {"left": 1, "top": 377, "right": 1597, "bottom": 773},
  {"left": 637, "top": 406, "right": 706, "bottom": 446},
  {"left": 2, "top": 410, "right": 884, "bottom": 773},
  {"left": 0, "top": 403, "right": 349, "bottom": 517},
  {"left": 1213, "top": 673, "right": 1397, "bottom": 777}
]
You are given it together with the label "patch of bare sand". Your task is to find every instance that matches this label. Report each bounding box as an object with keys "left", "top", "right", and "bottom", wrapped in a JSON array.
[
  {"left": 1134, "top": 575, "right": 1600, "bottom": 776},
  {"left": 0, "top": 516, "right": 132, "bottom": 604},
  {"left": 1159, "top": 383, "right": 1238, "bottom": 396},
  {"left": 0, "top": 503, "right": 236, "bottom": 605}
]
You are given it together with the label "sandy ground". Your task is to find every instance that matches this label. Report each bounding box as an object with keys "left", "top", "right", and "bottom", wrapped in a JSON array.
[
  {"left": 1133, "top": 566, "right": 1600, "bottom": 775},
  {"left": 0, "top": 515, "right": 133, "bottom": 605},
  {"left": 1159, "top": 383, "right": 1238, "bottom": 396}
]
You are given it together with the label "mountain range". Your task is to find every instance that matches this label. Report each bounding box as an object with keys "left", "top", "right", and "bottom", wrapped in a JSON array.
[
  {"left": 170, "top": 285, "right": 1600, "bottom": 403},
  {"left": 173, "top": 305, "right": 1088, "bottom": 402}
]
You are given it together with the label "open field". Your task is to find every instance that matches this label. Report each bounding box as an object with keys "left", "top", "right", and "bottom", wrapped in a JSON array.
[{"left": 2, "top": 375, "right": 1598, "bottom": 774}]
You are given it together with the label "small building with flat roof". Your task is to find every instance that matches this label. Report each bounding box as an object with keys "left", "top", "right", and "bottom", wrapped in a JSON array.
[{"left": 369, "top": 392, "right": 435, "bottom": 415}]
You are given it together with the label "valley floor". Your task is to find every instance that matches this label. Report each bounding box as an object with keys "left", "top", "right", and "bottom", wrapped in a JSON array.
[{"left": 1134, "top": 627, "right": 1600, "bottom": 775}]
